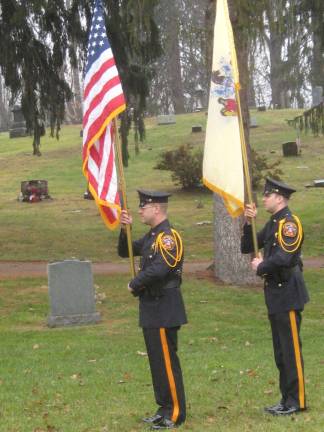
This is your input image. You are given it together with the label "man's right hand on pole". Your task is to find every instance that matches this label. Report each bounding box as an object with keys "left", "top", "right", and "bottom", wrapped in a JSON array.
[
  {"left": 120, "top": 209, "right": 133, "bottom": 226},
  {"left": 244, "top": 203, "right": 257, "bottom": 224}
]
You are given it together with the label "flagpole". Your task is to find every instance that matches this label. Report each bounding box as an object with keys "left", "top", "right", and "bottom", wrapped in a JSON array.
[
  {"left": 235, "top": 85, "right": 259, "bottom": 256},
  {"left": 223, "top": 0, "right": 259, "bottom": 256},
  {"left": 114, "top": 117, "right": 136, "bottom": 278}
]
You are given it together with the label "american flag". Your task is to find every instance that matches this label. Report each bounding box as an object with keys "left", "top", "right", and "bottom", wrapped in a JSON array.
[{"left": 82, "top": 0, "right": 126, "bottom": 229}]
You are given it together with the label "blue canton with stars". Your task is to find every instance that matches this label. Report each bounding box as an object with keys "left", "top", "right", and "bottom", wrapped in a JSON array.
[{"left": 85, "top": 0, "right": 111, "bottom": 74}]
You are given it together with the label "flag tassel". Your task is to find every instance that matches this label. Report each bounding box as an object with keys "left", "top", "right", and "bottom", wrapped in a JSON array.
[{"left": 114, "top": 118, "right": 136, "bottom": 278}]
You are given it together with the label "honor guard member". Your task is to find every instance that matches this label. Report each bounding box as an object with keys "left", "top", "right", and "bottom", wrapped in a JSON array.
[
  {"left": 241, "top": 178, "right": 309, "bottom": 416},
  {"left": 118, "top": 190, "right": 187, "bottom": 430}
]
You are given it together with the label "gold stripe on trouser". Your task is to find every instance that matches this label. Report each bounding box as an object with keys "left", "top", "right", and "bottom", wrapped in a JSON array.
[
  {"left": 289, "top": 311, "right": 305, "bottom": 409},
  {"left": 160, "top": 328, "right": 180, "bottom": 423}
]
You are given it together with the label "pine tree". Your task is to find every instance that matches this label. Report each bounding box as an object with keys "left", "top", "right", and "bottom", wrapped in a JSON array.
[
  {"left": 0, "top": 0, "right": 74, "bottom": 155},
  {"left": 0, "top": 0, "right": 161, "bottom": 161}
]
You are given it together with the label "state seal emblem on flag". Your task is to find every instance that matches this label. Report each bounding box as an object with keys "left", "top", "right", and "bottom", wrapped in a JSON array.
[{"left": 211, "top": 61, "right": 237, "bottom": 117}]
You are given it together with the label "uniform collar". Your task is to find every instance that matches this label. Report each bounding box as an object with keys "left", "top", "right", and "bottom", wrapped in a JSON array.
[
  {"left": 271, "top": 206, "right": 290, "bottom": 223},
  {"left": 149, "top": 218, "right": 169, "bottom": 236}
]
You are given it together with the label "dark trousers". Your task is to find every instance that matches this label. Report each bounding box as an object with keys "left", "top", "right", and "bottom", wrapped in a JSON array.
[
  {"left": 269, "top": 310, "right": 306, "bottom": 409},
  {"left": 143, "top": 327, "right": 186, "bottom": 425}
]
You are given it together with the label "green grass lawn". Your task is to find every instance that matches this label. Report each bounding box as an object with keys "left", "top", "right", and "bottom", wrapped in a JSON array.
[
  {"left": 0, "top": 109, "right": 323, "bottom": 262},
  {"left": 0, "top": 111, "right": 323, "bottom": 431},
  {"left": 0, "top": 269, "right": 323, "bottom": 431}
]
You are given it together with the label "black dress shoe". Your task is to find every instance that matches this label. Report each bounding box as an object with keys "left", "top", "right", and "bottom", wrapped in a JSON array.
[
  {"left": 272, "top": 405, "right": 303, "bottom": 415},
  {"left": 264, "top": 401, "right": 285, "bottom": 413},
  {"left": 142, "top": 414, "right": 163, "bottom": 424},
  {"left": 151, "top": 418, "right": 176, "bottom": 429}
]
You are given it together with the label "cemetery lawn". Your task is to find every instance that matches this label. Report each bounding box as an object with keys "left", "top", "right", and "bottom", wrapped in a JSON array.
[
  {"left": 0, "top": 108, "right": 323, "bottom": 262},
  {"left": 0, "top": 269, "right": 323, "bottom": 431}
]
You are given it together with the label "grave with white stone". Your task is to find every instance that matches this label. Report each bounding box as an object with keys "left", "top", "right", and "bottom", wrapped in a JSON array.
[
  {"left": 312, "top": 86, "right": 323, "bottom": 107},
  {"left": 194, "top": 85, "right": 206, "bottom": 111},
  {"left": 157, "top": 114, "right": 176, "bottom": 125},
  {"left": 250, "top": 117, "right": 258, "bottom": 128},
  {"left": 47, "top": 260, "right": 101, "bottom": 327},
  {"left": 9, "top": 106, "right": 27, "bottom": 138}
]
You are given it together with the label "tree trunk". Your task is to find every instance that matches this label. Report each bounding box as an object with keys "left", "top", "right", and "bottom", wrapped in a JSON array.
[
  {"left": 164, "top": 0, "right": 185, "bottom": 114},
  {"left": 205, "top": 0, "right": 216, "bottom": 96},
  {"left": 65, "top": 0, "right": 82, "bottom": 124},
  {"left": 248, "top": 48, "right": 257, "bottom": 108},
  {"left": 71, "top": 60, "right": 82, "bottom": 123},
  {"left": 268, "top": 23, "right": 285, "bottom": 109},
  {"left": 213, "top": 195, "right": 258, "bottom": 285},
  {"left": 0, "top": 75, "right": 9, "bottom": 130},
  {"left": 310, "top": 2, "right": 324, "bottom": 105}
]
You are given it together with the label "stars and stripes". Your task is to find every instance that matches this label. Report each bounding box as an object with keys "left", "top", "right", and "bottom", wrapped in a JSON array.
[{"left": 82, "top": 0, "right": 126, "bottom": 229}]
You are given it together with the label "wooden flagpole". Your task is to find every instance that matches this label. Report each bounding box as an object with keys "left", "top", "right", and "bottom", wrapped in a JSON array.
[
  {"left": 235, "top": 85, "right": 259, "bottom": 256},
  {"left": 114, "top": 117, "right": 136, "bottom": 278},
  {"left": 223, "top": 0, "right": 259, "bottom": 256}
]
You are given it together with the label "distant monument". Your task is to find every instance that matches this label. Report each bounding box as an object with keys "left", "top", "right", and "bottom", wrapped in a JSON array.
[
  {"left": 191, "top": 125, "right": 202, "bottom": 133},
  {"left": 47, "top": 260, "right": 101, "bottom": 327},
  {"left": 9, "top": 105, "right": 27, "bottom": 138},
  {"left": 157, "top": 114, "right": 176, "bottom": 125},
  {"left": 194, "top": 85, "right": 206, "bottom": 111},
  {"left": 312, "top": 86, "right": 323, "bottom": 107},
  {"left": 282, "top": 141, "right": 300, "bottom": 157}
]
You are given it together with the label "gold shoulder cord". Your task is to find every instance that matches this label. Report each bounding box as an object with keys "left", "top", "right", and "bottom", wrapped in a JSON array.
[
  {"left": 154, "top": 229, "right": 183, "bottom": 268},
  {"left": 278, "top": 215, "right": 303, "bottom": 253}
]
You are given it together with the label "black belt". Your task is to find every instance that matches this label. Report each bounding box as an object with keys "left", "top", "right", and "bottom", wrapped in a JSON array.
[{"left": 164, "top": 279, "right": 181, "bottom": 290}]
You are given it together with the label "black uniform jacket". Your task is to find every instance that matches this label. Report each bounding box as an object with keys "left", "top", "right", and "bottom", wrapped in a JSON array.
[
  {"left": 241, "top": 206, "right": 309, "bottom": 314},
  {"left": 118, "top": 219, "right": 188, "bottom": 328}
]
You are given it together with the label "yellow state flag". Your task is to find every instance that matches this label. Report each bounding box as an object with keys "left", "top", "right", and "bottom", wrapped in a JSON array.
[{"left": 203, "top": 0, "right": 244, "bottom": 217}]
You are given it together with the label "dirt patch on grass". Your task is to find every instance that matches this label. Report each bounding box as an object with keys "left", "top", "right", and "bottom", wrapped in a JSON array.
[{"left": 0, "top": 258, "right": 323, "bottom": 280}]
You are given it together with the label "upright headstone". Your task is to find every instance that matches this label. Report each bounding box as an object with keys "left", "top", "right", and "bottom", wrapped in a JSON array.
[
  {"left": 194, "top": 85, "right": 206, "bottom": 111},
  {"left": 257, "top": 106, "right": 266, "bottom": 112},
  {"left": 157, "top": 114, "right": 176, "bottom": 125},
  {"left": 191, "top": 125, "right": 202, "bottom": 133},
  {"left": 249, "top": 117, "right": 258, "bottom": 128},
  {"left": 313, "top": 179, "right": 324, "bottom": 187},
  {"left": 9, "top": 106, "right": 27, "bottom": 138},
  {"left": 47, "top": 260, "right": 101, "bottom": 327},
  {"left": 312, "top": 86, "right": 323, "bottom": 107},
  {"left": 282, "top": 141, "right": 300, "bottom": 157}
]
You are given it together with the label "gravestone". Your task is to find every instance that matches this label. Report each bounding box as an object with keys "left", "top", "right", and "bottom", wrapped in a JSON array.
[
  {"left": 249, "top": 117, "right": 258, "bottom": 128},
  {"left": 314, "top": 179, "right": 324, "bottom": 188},
  {"left": 20, "top": 180, "right": 50, "bottom": 203},
  {"left": 157, "top": 114, "right": 176, "bottom": 125},
  {"left": 47, "top": 260, "right": 101, "bottom": 327},
  {"left": 191, "top": 125, "right": 202, "bottom": 133},
  {"left": 9, "top": 106, "right": 27, "bottom": 138},
  {"left": 194, "top": 85, "right": 206, "bottom": 111},
  {"left": 312, "top": 86, "right": 323, "bottom": 107},
  {"left": 282, "top": 141, "right": 300, "bottom": 157},
  {"left": 257, "top": 106, "right": 266, "bottom": 112}
]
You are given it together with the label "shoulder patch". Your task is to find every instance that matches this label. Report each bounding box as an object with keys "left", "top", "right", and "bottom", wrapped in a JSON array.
[
  {"left": 161, "top": 234, "right": 176, "bottom": 250},
  {"left": 282, "top": 221, "right": 298, "bottom": 238}
]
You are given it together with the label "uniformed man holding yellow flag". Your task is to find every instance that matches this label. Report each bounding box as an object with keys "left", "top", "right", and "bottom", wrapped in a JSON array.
[{"left": 241, "top": 178, "right": 309, "bottom": 415}]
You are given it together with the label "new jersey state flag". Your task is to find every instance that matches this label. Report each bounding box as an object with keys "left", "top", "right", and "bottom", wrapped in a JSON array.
[{"left": 203, "top": 0, "right": 244, "bottom": 217}]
